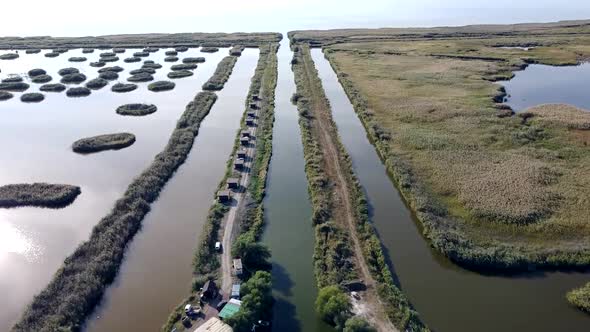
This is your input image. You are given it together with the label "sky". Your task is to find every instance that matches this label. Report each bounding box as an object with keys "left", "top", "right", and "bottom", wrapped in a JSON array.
[{"left": 1, "top": 0, "right": 590, "bottom": 36}]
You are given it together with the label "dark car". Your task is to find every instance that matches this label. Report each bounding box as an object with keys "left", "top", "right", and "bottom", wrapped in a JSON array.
[{"left": 216, "top": 301, "right": 227, "bottom": 311}]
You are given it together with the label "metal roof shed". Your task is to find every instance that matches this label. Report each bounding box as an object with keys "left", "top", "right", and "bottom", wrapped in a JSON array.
[
  {"left": 194, "top": 317, "right": 233, "bottom": 332},
  {"left": 219, "top": 299, "right": 242, "bottom": 320}
]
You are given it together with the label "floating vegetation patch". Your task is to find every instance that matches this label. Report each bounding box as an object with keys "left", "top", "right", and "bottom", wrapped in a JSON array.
[
  {"left": 133, "top": 51, "right": 149, "bottom": 57},
  {"left": 90, "top": 61, "right": 106, "bottom": 67},
  {"left": 20, "top": 92, "right": 44, "bottom": 103},
  {"left": 61, "top": 73, "right": 87, "bottom": 84},
  {"left": 165, "top": 50, "right": 178, "bottom": 56},
  {"left": 0, "top": 183, "right": 81, "bottom": 208},
  {"left": 111, "top": 82, "right": 137, "bottom": 93},
  {"left": 167, "top": 70, "right": 193, "bottom": 79},
  {"left": 164, "top": 56, "right": 178, "bottom": 62},
  {"left": 112, "top": 48, "right": 125, "bottom": 53},
  {"left": 2, "top": 76, "right": 23, "bottom": 83},
  {"left": 72, "top": 133, "right": 135, "bottom": 153},
  {"left": 40, "top": 83, "right": 66, "bottom": 92},
  {"left": 85, "top": 78, "right": 109, "bottom": 90},
  {"left": 98, "top": 66, "right": 124, "bottom": 73},
  {"left": 127, "top": 73, "right": 154, "bottom": 82},
  {"left": 28, "top": 68, "right": 46, "bottom": 77},
  {"left": 100, "top": 52, "right": 116, "bottom": 57},
  {"left": 66, "top": 87, "right": 91, "bottom": 97},
  {"left": 25, "top": 49, "right": 41, "bottom": 54},
  {"left": 31, "top": 75, "right": 52, "bottom": 84},
  {"left": 124, "top": 57, "right": 141, "bottom": 63},
  {"left": 182, "top": 57, "right": 205, "bottom": 63},
  {"left": 82, "top": 48, "right": 94, "bottom": 53},
  {"left": 0, "top": 53, "right": 19, "bottom": 60},
  {"left": 0, "top": 91, "right": 14, "bottom": 101},
  {"left": 44, "top": 52, "right": 59, "bottom": 58},
  {"left": 148, "top": 80, "right": 175, "bottom": 92},
  {"left": 116, "top": 103, "right": 157, "bottom": 116},
  {"left": 142, "top": 62, "right": 162, "bottom": 69},
  {"left": 170, "top": 63, "right": 197, "bottom": 71},
  {"left": 0, "top": 82, "right": 29, "bottom": 92},
  {"left": 130, "top": 68, "right": 155, "bottom": 75},
  {"left": 68, "top": 57, "right": 87, "bottom": 62},
  {"left": 200, "top": 47, "right": 219, "bottom": 53},
  {"left": 99, "top": 71, "right": 119, "bottom": 80},
  {"left": 175, "top": 46, "right": 189, "bottom": 52},
  {"left": 58, "top": 67, "right": 79, "bottom": 76},
  {"left": 101, "top": 56, "right": 119, "bottom": 62}
]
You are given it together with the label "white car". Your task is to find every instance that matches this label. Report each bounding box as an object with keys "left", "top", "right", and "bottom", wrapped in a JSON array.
[{"left": 215, "top": 242, "right": 222, "bottom": 251}]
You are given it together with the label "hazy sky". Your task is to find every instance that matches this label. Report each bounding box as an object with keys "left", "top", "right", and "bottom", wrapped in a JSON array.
[{"left": 2, "top": 0, "right": 590, "bottom": 36}]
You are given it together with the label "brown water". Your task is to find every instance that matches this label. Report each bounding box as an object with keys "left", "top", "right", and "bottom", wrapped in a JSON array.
[
  {"left": 83, "top": 49, "right": 259, "bottom": 332},
  {"left": 262, "top": 40, "right": 334, "bottom": 332},
  {"left": 311, "top": 49, "right": 590, "bottom": 332},
  {"left": 0, "top": 47, "right": 230, "bottom": 331}
]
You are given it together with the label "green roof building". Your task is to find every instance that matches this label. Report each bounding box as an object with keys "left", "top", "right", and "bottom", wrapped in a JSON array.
[{"left": 219, "top": 299, "right": 242, "bottom": 320}]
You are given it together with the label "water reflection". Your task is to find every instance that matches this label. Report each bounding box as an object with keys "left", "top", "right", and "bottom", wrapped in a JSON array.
[{"left": 0, "top": 46, "right": 226, "bottom": 331}]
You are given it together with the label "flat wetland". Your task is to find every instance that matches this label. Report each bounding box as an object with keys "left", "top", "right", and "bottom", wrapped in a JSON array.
[{"left": 0, "top": 46, "right": 230, "bottom": 331}]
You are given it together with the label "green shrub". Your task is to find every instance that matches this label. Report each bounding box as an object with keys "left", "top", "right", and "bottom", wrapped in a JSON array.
[
  {"left": 226, "top": 271, "right": 273, "bottom": 332},
  {"left": 316, "top": 286, "right": 352, "bottom": 329},
  {"left": 567, "top": 282, "right": 590, "bottom": 314},
  {"left": 344, "top": 317, "right": 376, "bottom": 332},
  {"left": 0, "top": 183, "right": 80, "bottom": 208},
  {"left": 66, "top": 87, "right": 91, "bottom": 97}
]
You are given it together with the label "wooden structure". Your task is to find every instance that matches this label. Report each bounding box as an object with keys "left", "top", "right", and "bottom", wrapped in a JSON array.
[
  {"left": 246, "top": 111, "right": 256, "bottom": 118},
  {"left": 217, "top": 190, "right": 231, "bottom": 203},
  {"left": 234, "top": 158, "right": 245, "bottom": 170},
  {"left": 246, "top": 118, "right": 254, "bottom": 126},
  {"left": 202, "top": 280, "right": 218, "bottom": 299},
  {"left": 237, "top": 148, "right": 247, "bottom": 159},
  {"left": 240, "top": 136, "right": 250, "bottom": 146},
  {"left": 227, "top": 177, "right": 240, "bottom": 189},
  {"left": 241, "top": 130, "right": 251, "bottom": 138},
  {"left": 194, "top": 317, "right": 232, "bottom": 332}
]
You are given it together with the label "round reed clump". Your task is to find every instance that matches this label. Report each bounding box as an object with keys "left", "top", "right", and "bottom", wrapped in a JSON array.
[
  {"left": 25, "top": 49, "right": 41, "bottom": 54},
  {"left": 31, "top": 74, "right": 52, "bottom": 84},
  {"left": 82, "top": 48, "right": 94, "bottom": 53},
  {"left": 133, "top": 51, "right": 149, "bottom": 57},
  {"left": 100, "top": 52, "right": 116, "bottom": 57},
  {"left": 124, "top": 57, "right": 141, "bottom": 63},
  {"left": 101, "top": 56, "right": 119, "bottom": 62},
  {"left": 45, "top": 52, "right": 60, "bottom": 58},
  {"left": 20, "top": 92, "right": 45, "bottom": 103},
  {"left": 28, "top": 68, "right": 47, "bottom": 77},
  {"left": 58, "top": 67, "right": 79, "bottom": 76},
  {"left": 90, "top": 61, "right": 106, "bottom": 67},
  {"left": 2, "top": 76, "right": 23, "bottom": 83},
  {"left": 0, "top": 91, "right": 13, "bottom": 101},
  {"left": 0, "top": 82, "right": 30, "bottom": 92},
  {"left": 99, "top": 71, "right": 119, "bottom": 80},
  {"left": 127, "top": 73, "right": 154, "bottom": 82},
  {"left": 167, "top": 70, "right": 193, "bottom": 79},
  {"left": 66, "top": 87, "right": 91, "bottom": 97},
  {"left": 116, "top": 103, "right": 157, "bottom": 116},
  {"left": 200, "top": 47, "right": 219, "bottom": 53},
  {"left": 85, "top": 78, "right": 109, "bottom": 90},
  {"left": 171, "top": 63, "right": 197, "bottom": 71},
  {"left": 164, "top": 56, "right": 178, "bottom": 62},
  {"left": 130, "top": 68, "right": 155, "bottom": 75},
  {"left": 111, "top": 83, "right": 138, "bottom": 93},
  {"left": 112, "top": 48, "right": 125, "bottom": 53},
  {"left": 142, "top": 63, "right": 162, "bottom": 69},
  {"left": 40, "top": 83, "right": 66, "bottom": 92},
  {"left": 0, "top": 53, "right": 19, "bottom": 60},
  {"left": 175, "top": 46, "right": 189, "bottom": 52},
  {"left": 68, "top": 57, "right": 87, "bottom": 62},
  {"left": 98, "top": 66, "right": 124, "bottom": 73},
  {"left": 183, "top": 57, "right": 205, "bottom": 63},
  {"left": 72, "top": 133, "right": 135, "bottom": 153},
  {"left": 165, "top": 50, "right": 178, "bottom": 56},
  {"left": 61, "top": 73, "right": 87, "bottom": 84}
]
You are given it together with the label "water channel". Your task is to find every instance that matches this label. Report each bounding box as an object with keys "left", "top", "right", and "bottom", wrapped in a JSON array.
[{"left": 311, "top": 49, "right": 590, "bottom": 332}]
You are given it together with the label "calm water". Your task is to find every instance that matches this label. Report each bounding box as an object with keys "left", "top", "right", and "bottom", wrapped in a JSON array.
[
  {"left": 84, "top": 49, "right": 259, "bottom": 332},
  {"left": 312, "top": 49, "right": 590, "bottom": 332},
  {"left": 501, "top": 63, "right": 590, "bottom": 111},
  {"left": 262, "top": 40, "right": 333, "bottom": 332},
  {"left": 0, "top": 47, "right": 228, "bottom": 331}
]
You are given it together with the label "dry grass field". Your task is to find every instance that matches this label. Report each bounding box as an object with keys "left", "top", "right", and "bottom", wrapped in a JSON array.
[{"left": 299, "top": 21, "right": 590, "bottom": 270}]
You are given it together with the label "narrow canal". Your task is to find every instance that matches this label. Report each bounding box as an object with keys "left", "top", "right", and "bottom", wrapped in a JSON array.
[
  {"left": 84, "top": 49, "right": 259, "bottom": 332},
  {"left": 262, "top": 40, "right": 333, "bottom": 332},
  {"left": 311, "top": 49, "right": 590, "bottom": 332}
]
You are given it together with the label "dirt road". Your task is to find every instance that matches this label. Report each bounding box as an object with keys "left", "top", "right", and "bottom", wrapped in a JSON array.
[{"left": 301, "top": 46, "right": 398, "bottom": 332}]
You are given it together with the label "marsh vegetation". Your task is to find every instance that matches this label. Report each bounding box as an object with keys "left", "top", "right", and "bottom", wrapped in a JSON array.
[
  {"left": 61, "top": 73, "right": 87, "bottom": 84},
  {"left": 20, "top": 92, "right": 44, "bottom": 103},
  {"left": 111, "top": 83, "right": 138, "bottom": 93},
  {"left": 28, "top": 68, "right": 46, "bottom": 77},
  {"left": 116, "top": 103, "right": 157, "bottom": 116},
  {"left": 86, "top": 78, "right": 109, "bottom": 90},
  {"left": 167, "top": 70, "right": 193, "bottom": 79},
  {"left": 127, "top": 73, "right": 154, "bottom": 82},
  {"left": 182, "top": 57, "right": 205, "bottom": 63},
  {"left": 66, "top": 86, "right": 91, "bottom": 97},
  {"left": 148, "top": 80, "right": 175, "bottom": 92},
  {"left": 0, "top": 91, "right": 13, "bottom": 100},
  {"left": 0, "top": 183, "right": 81, "bottom": 208},
  {"left": 202, "top": 56, "right": 238, "bottom": 90},
  {"left": 0, "top": 53, "right": 19, "bottom": 60},
  {"left": 0, "top": 82, "right": 29, "bottom": 92},
  {"left": 31, "top": 74, "right": 52, "bottom": 83},
  {"left": 40, "top": 83, "right": 66, "bottom": 92},
  {"left": 72, "top": 133, "right": 136, "bottom": 153}
]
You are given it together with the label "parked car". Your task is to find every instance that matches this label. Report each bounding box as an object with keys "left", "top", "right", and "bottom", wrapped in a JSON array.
[
  {"left": 215, "top": 241, "right": 222, "bottom": 251},
  {"left": 216, "top": 300, "right": 227, "bottom": 311}
]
